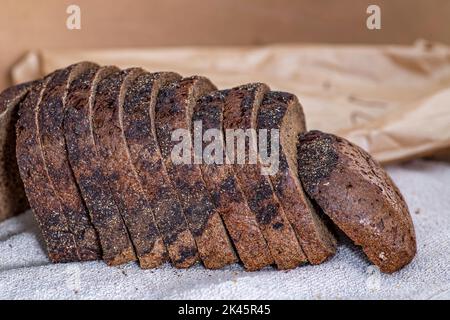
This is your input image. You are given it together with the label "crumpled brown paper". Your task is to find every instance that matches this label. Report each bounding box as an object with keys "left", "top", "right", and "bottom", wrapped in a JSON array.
[{"left": 11, "top": 41, "right": 450, "bottom": 164}]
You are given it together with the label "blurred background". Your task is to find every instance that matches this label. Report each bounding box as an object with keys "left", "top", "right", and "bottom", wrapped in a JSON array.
[
  {"left": 2, "top": 0, "right": 450, "bottom": 90},
  {"left": 2, "top": 0, "right": 450, "bottom": 163}
]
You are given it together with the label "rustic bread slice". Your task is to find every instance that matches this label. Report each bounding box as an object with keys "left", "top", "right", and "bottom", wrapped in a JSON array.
[
  {"left": 16, "top": 76, "right": 80, "bottom": 262},
  {"left": 37, "top": 62, "right": 101, "bottom": 261},
  {"left": 154, "top": 77, "right": 237, "bottom": 269},
  {"left": 122, "top": 72, "right": 200, "bottom": 268},
  {"left": 64, "top": 66, "right": 136, "bottom": 266},
  {"left": 193, "top": 90, "right": 273, "bottom": 270},
  {"left": 0, "top": 81, "right": 35, "bottom": 222},
  {"left": 297, "top": 130, "right": 417, "bottom": 273},
  {"left": 257, "top": 92, "right": 336, "bottom": 264},
  {"left": 222, "top": 83, "right": 307, "bottom": 269},
  {"left": 91, "top": 68, "right": 169, "bottom": 268}
]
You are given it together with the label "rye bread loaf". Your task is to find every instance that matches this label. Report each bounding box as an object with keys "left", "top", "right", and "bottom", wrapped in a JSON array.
[
  {"left": 193, "top": 90, "right": 274, "bottom": 270},
  {"left": 297, "top": 130, "right": 417, "bottom": 273},
  {"left": 222, "top": 83, "right": 307, "bottom": 269},
  {"left": 257, "top": 92, "right": 336, "bottom": 264},
  {"left": 154, "top": 77, "right": 237, "bottom": 269},
  {"left": 16, "top": 76, "right": 80, "bottom": 262},
  {"left": 91, "top": 68, "right": 168, "bottom": 268},
  {"left": 37, "top": 62, "right": 101, "bottom": 261},
  {"left": 122, "top": 72, "right": 200, "bottom": 268},
  {"left": 64, "top": 66, "right": 136, "bottom": 266},
  {"left": 0, "top": 82, "right": 34, "bottom": 222}
]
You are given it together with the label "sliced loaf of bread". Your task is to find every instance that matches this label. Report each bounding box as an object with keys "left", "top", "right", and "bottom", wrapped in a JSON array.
[
  {"left": 223, "top": 84, "right": 307, "bottom": 269},
  {"left": 257, "top": 92, "right": 336, "bottom": 264},
  {"left": 122, "top": 72, "right": 200, "bottom": 268},
  {"left": 154, "top": 77, "right": 237, "bottom": 269},
  {"left": 64, "top": 66, "right": 136, "bottom": 265},
  {"left": 193, "top": 90, "right": 274, "bottom": 270},
  {"left": 297, "top": 130, "right": 417, "bottom": 273}
]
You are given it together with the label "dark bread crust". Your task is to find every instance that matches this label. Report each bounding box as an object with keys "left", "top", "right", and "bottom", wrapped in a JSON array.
[
  {"left": 64, "top": 66, "right": 136, "bottom": 265},
  {"left": 92, "top": 68, "right": 168, "bottom": 268},
  {"left": 37, "top": 63, "right": 101, "bottom": 261},
  {"left": 257, "top": 92, "right": 336, "bottom": 265},
  {"left": 16, "top": 77, "right": 79, "bottom": 262},
  {"left": 193, "top": 90, "right": 273, "bottom": 271},
  {"left": 297, "top": 130, "right": 417, "bottom": 273},
  {"left": 154, "top": 77, "right": 237, "bottom": 269},
  {"left": 123, "top": 72, "right": 200, "bottom": 268},
  {"left": 223, "top": 83, "right": 306, "bottom": 269},
  {"left": 0, "top": 81, "right": 35, "bottom": 222}
]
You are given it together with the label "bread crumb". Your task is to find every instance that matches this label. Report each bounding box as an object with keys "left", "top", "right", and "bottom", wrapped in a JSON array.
[
  {"left": 379, "top": 252, "right": 386, "bottom": 260},
  {"left": 415, "top": 208, "right": 421, "bottom": 214}
]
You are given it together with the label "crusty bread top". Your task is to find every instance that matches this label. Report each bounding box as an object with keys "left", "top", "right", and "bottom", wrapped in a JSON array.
[
  {"left": 297, "top": 130, "right": 416, "bottom": 273},
  {"left": 0, "top": 81, "right": 36, "bottom": 114}
]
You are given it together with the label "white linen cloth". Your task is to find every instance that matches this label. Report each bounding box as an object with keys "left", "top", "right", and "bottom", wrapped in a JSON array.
[{"left": 0, "top": 160, "right": 449, "bottom": 300}]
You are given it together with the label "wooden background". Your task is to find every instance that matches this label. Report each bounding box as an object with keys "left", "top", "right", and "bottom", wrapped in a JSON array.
[{"left": 1, "top": 0, "right": 449, "bottom": 90}]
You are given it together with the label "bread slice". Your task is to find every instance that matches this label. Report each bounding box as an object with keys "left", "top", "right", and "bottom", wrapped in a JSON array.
[
  {"left": 154, "top": 77, "right": 237, "bottom": 269},
  {"left": 257, "top": 92, "right": 336, "bottom": 264},
  {"left": 64, "top": 66, "right": 136, "bottom": 266},
  {"left": 37, "top": 62, "right": 101, "bottom": 261},
  {"left": 0, "top": 81, "right": 35, "bottom": 222},
  {"left": 122, "top": 72, "right": 200, "bottom": 268},
  {"left": 297, "top": 130, "right": 417, "bottom": 273},
  {"left": 16, "top": 76, "right": 80, "bottom": 262},
  {"left": 193, "top": 90, "right": 273, "bottom": 270},
  {"left": 91, "top": 68, "right": 170, "bottom": 268},
  {"left": 222, "top": 83, "right": 307, "bottom": 269}
]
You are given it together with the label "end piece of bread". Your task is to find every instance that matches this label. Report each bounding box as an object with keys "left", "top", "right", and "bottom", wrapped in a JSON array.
[
  {"left": 0, "top": 82, "right": 35, "bottom": 222},
  {"left": 297, "top": 130, "right": 417, "bottom": 273}
]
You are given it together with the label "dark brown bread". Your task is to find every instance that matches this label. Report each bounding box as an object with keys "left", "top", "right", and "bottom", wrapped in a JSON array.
[
  {"left": 297, "top": 130, "right": 417, "bottom": 273},
  {"left": 92, "top": 68, "right": 168, "bottom": 268},
  {"left": 222, "top": 83, "right": 307, "bottom": 269},
  {"left": 64, "top": 66, "right": 136, "bottom": 266},
  {"left": 193, "top": 90, "right": 273, "bottom": 270},
  {"left": 122, "top": 72, "right": 200, "bottom": 268},
  {"left": 257, "top": 92, "right": 336, "bottom": 264},
  {"left": 154, "top": 77, "right": 238, "bottom": 269},
  {"left": 37, "top": 63, "right": 101, "bottom": 261},
  {"left": 16, "top": 76, "right": 80, "bottom": 262},
  {"left": 0, "top": 82, "right": 35, "bottom": 222}
]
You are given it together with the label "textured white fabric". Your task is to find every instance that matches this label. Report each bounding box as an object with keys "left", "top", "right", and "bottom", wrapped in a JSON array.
[{"left": 0, "top": 160, "right": 449, "bottom": 300}]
